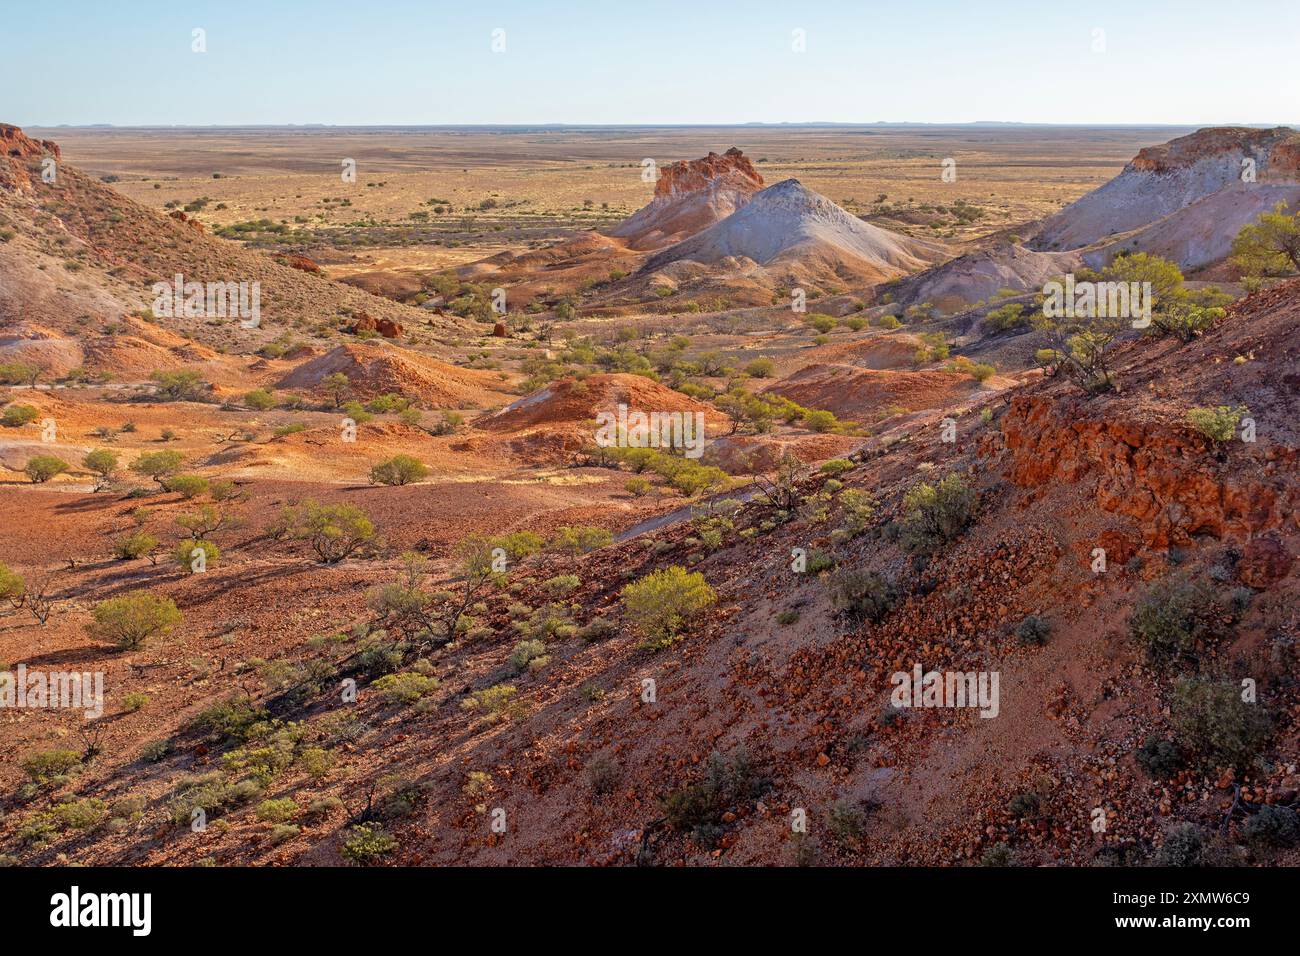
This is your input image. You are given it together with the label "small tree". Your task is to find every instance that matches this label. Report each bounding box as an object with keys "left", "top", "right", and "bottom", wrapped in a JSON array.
[
  {"left": 0, "top": 361, "right": 43, "bottom": 387},
  {"left": 174, "top": 539, "right": 218, "bottom": 574},
  {"left": 88, "top": 591, "right": 183, "bottom": 650},
  {"left": 25, "top": 455, "right": 69, "bottom": 483},
  {"left": 621, "top": 565, "right": 717, "bottom": 649},
  {"left": 283, "top": 499, "right": 376, "bottom": 563},
  {"left": 0, "top": 561, "right": 25, "bottom": 608},
  {"left": 150, "top": 369, "right": 207, "bottom": 402},
  {"left": 369, "top": 455, "right": 429, "bottom": 486},
  {"left": 321, "top": 372, "right": 352, "bottom": 409},
  {"left": 131, "top": 450, "right": 185, "bottom": 489},
  {"left": 82, "top": 449, "right": 119, "bottom": 491},
  {"left": 1230, "top": 201, "right": 1300, "bottom": 278}
]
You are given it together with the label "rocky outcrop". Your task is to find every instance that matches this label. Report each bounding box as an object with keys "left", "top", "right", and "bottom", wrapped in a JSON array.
[
  {"left": 348, "top": 311, "right": 402, "bottom": 339},
  {"left": 999, "top": 394, "right": 1294, "bottom": 550},
  {"left": 652, "top": 147, "right": 763, "bottom": 201},
  {"left": 0, "top": 124, "right": 60, "bottom": 161},
  {"left": 610, "top": 147, "right": 766, "bottom": 251}
]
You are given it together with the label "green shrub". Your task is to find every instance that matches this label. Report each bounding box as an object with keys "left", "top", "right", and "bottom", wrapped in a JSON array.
[
  {"left": 1129, "top": 577, "right": 1230, "bottom": 665},
  {"left": 819, "top": 458, "right": 854, "bottom": 476},
  {"left": 548, "top": 525, "right": 612, "bottom": 555},
  {"left": 244, "top": 388, "right": 277, "bottom": 410},
  {"left": 578, "top": 617, "right": 618, "bottom": 642},
  {"left": 88, "top": 591, "right": 182, "bottom": 650},
  {"left": 660, "top": 750, "right": 768, "bottom": 846},
  {"left": 281, "top": 499, "right": 376, "bottom": 562},
  {"left": 900, "top": 473, "right": 977, "bottom": 554},
  {"left": 1, "top": 404, "right": 39, "bottom": 427},
  {"left": 371, "top": 672, "right": 438, "bottom": 705},
  {"left": 21, "top": 749, "right": 82, "bottom": 784},
  {"left": 1135, "top": 736, "right": 1185, "bottom": 778},
  {"left": 621, "top": 565, "right": 717, "bottom": 649},
  {"left": 122, "top": 692, "right": 150, "bottom": 713},
  {"left": 255, "top": 798, "right": 300, "bottom": 823},
  {"left": 114, "top": 531, "right": 158, "bottom": 560},
  {"left": 1014, "top": 614, "right": 1051, "bottom": 646},
  {"left": 369, "top": 454, "right": 429, "bottom": 486},
  {"left": 826, "top": 799, "right": 870, "bottom": 846},
  {"left": 174, "top": 539, "right": 219, "bottom": 573},
  {"left": 541, "top": 574, "right": 580, "bottom": 597},
  {"left": 509, "top": 639, "right": 549, "bottom": 672},
  {"left": 744, "top": 357, "right": 775, "bottom": 378},
  {"left": 130, "top": 450, "right": 184, "bottom": 487},
  {"left": 24, "top": 455, "right": 69, "bottom": 483},
  {"left": 1186, "top": 405, "right": 1248, "bottom": 444},
  {"left": 167, "top": 474, "right": 209, "bottom": 499},
  {"left": 827, "top": 570, "right": 897, "bottom": 624},
  {"left": 1242, "top": 805, "right": 1300, "bottom": 849},
  {"left": 187, "top": 694, "right": 266, "bottom": 742},
  {"left": 1171, "top": 677, "right": 1269, "bottom": 770},
  {"left": 341, "top": 823, "right": 397, "bottom": 864},
  {"left": 460, "top": 683, "right": 524, "bottom": 721},
  {"left": 776, "top": 608, "right": 800, "bottom": 625}
]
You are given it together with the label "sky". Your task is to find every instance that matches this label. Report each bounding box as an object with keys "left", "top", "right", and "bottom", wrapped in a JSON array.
[{"left": 6, "top": 0, "right": 1299, "bottom": 127}]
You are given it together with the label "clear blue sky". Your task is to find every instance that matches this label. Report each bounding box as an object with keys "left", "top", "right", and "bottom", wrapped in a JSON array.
[{"left": 7, "top": 0, "right": 1298, "bottom": 126}]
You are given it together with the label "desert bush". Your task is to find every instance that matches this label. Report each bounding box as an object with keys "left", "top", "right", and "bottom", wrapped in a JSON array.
[
  {"left": 150, "top": 369, "right": 208, "bottom": 402},
  {"left": 548, "top": 525, "right": 612, "bottom": 555},
  {"left": 578, "top": 617, "right": 618, "bottom": 642},
  {"left": 744, "top": 357, "right": 775, "bottom": 378},
  {"left": 460, "top": 683, "right": 525, "bottom": 721},
  {"left": 244, "top": 388, "right": 277, "bottom": 410},
  {"left": 625, "top": 476, "right": 651, "bottom": 496},
  {"left": 660, "top": 750, "right": 769, "bottom": 846},
  {"left": 803, "top": 409, "right": 839, "bottom": 433},
  {"left": 2, "top": 404, "right": 39, "bottom": 427},
  {"left": 1154, "top": 822, "right": 1211, "bottom": 867},
  {"left": 341, "top": 823, "right": 397, "bottom": 864},
  {"left": 1170, "top": 677, "right": 1269, "bottom": 770},
  {"left": 493, "top": 531, "right": 544, "bottom": 562},
  {"left": 820, "top": 458, "right": 854, "bottom": 476},
  {"left": 827, "top": 570, "right": 897, "bottom": 624},
  {"left": 542, "top": 574, "right": 580, "bottom": 597},
  {"left": 88, "top": 591, "right": 182, "bottom": 650},
  {"left": 114, "top": 531, "right": 159, "bottom": 560},
  {"left": 985, "top": 302, "right": 1028, "bottom": 332},
  {"left": 282, "top": 499, "right": 376, "bottom": 562},
  {"left": 82, "top": 449, "right": 119, "bottom": 489},
  {"left": 1129, "top": 577, "right": 1231, "bottom": 666},
  {"left": 174, "top": 539, "right": 219, "bottom": 573},
  {"left": 899, "top": 473, "right": 977, "bottom": 554},
  {"left": 776, "top": 608, "right": 800, "bottom": 625},
  {"left": 1242, "top": 805, "right": 1300, "bottom": 849},
  {"left": 1135, "top": 736, "right": 1185, "bottom": 778},
  {"left": 187, "top": 695, "right": 266, "bottom": 742},
  {"left": 1014, "top": 614, "right": 1051, "bottom": 646},
  {"left": 122, "top": 692, "right": 150, "bottom": 713},
  {"left": 167, "top": 474, "right": 209, "bottom": 499},
  {"left": 621, "top": 565, "right": 717, "bottom": 649},
  {"left": 371, "top": 672, "right": 438, "bottom": 705},
  {"left": 21, "top": 749, "right": 82, "bottom": 784},
  {"left": 131, "top": 450, "right": 184, "bottom": 488},
  {"left": 369, "top": 454, "right": 429, "bottom": 486},
  {"left": 508, "top": 639, "right": 549, "bottom": 672},
  {"left": 1186, "top": 405, "right": 1248, "bottom": 444},
  {"left": 254, "top": 798, "right": 300, "bottom": 823},
  {"left": 24, "top": 455, "right": 68, "bottom": 483}
]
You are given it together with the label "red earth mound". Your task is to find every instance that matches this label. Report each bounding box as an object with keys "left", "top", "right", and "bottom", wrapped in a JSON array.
[
  {"left": 275, "top": 342, "right": 512, "bottom": 408},
  {"left": 764, "top": 363, "right": 982, "bottom": 420}
]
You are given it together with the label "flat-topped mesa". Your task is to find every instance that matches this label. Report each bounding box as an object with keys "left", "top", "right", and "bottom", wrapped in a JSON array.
[
  {"left": 0, "top": 123, "right": 60, "bottom": 161},
  {"left": 653, "top": 146, "right": 764, "bottom": 200},
  {"left": 1130, "top": 125, "right": 1300, "bottom": 177}
]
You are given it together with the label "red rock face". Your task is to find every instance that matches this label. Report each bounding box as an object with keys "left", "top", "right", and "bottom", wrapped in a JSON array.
[
  {"left": 1130, "top": 126, "right": 1300, "bottom": 174},
  {"left": 282, "top": 254, "right": 321, "bottom": 274},
  {"left": 349, "top": 311, "right": 403, "bottom": 339},
  {"left": 167, "top": 209, "right": 205, "bottom": 232},
  {"left": 0, "top": 123, "right": 60, "bottom": 160},
  {"left": 653, "top": 146, "right": 763, "bottom": 200},
  {"left": 1000, "top": 394, "right": 1293, "bottom": 550}
]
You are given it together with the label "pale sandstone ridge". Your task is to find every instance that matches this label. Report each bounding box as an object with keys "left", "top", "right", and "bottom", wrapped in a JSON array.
[
  {"left": 611, "top": 147, "right": 766, "bottom": 250},
  {"left": 1030, "top": 126, "right": 1300, "bottom": 270}
]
